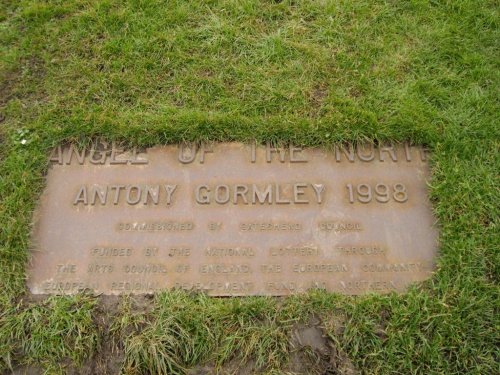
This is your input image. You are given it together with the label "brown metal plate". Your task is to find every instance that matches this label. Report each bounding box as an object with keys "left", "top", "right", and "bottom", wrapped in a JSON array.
[{"left": 27, "top": 142, "right": 438, "bottom": 295}]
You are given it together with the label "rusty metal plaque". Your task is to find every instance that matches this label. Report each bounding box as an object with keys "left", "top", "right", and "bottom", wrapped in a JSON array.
[{"left": 27, "top": 142, "right": 438, "bottom": 295}]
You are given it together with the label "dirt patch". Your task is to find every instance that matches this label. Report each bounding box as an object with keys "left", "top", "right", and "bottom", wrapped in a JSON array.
[
  {"left": 0, "top": 69, "right": 20, "bottom": 108},
  {"left": 311, "top": 84, "right": 328, "bottom": 103},
  {"left": 188, "top": 358, "right": 257, "bottom": 375},
  {"left": 7, "top": 296, "right": 357, "bottom": 374},
  {"left": 9, "top": 293, "right": 158, "bottom": 373},
  {"left": 309, "top": 83, "right": 328, "bottom": 118},
  {"left": 9, "top": 366, "right": 42, "bottom": 375},
  {"left": 287, "top": 316, "right": 358, "bottom": 375},
  {"left": 85, "top": 296, "right": 123, "bottom": 375},
  {"left": 81, "top": 295, "right": 155, "bottom": 374},
  {"left": 185, "top": 315, "right": 358, "bottom": 375},
  {"left": 0, "top": 56, "right": 46, "bottom": 112},
  {"left": 348, "top": 86, "right": 362, "bottom": 99}
]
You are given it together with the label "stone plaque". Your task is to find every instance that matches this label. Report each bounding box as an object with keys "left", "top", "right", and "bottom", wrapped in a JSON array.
[{"left": 28, "top": 142, "right": 438, "bottom": 295}]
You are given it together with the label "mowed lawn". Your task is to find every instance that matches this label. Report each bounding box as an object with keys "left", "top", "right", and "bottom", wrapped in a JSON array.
[{"left": 0, "top": 1, "right": 498, "bottom": 374}]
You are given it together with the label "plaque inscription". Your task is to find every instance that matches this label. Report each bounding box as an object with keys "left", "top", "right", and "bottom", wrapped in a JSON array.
[{"left": 28, "top": 142, "right": 438, "bottom": 295}]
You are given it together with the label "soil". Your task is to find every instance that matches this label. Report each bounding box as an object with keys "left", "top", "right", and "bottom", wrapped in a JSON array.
[{"left": 8, "top": 295, "right": 358, "bottom": 375}]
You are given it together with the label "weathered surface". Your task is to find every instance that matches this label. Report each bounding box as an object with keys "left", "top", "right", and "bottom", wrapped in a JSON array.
[{"left": 28, "top": 142, "right": 438, "bottom": 295}]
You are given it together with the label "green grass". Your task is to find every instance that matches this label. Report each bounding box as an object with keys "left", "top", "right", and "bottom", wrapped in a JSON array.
[
  {"left": 0, "top": 0, "right": 499, "bottom": 373},
  {"left": 0, "top": 294, "right": 99, "bottom": 373}
]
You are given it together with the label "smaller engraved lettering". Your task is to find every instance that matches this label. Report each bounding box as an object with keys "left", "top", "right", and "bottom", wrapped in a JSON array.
[
  {"left": 110, "top": 282, "right": 158, "bottom": 292},
  {"left": 340, "top": 280, "right": 397, "bottom": 291},
  {"left": 318, "top": 222, "right": 362, "bottom": 232},
  {"left": 266, "top": 282, "right": 297, "bottom": 291},
  {"left": 270, "top": 246, "right": 320, "bottom": 256},
  {"left": 337, "top": 246, "right": 386, "bottom": 256},
  {"left": 293, "top": 264, "right": 348, "bottom": 273},
  {"left": 91, "top": 247, "right": 132, "bottom": 256},
  {"left": 205, "top": 247, "right": 254, "bottom": 257},
  {"left": 200, "top": 264, "right": 251, "bottom": 274},
  {"left": 87, "top": 264, "right": 114, "bottom": 273},
  {"left": 123, "top": 264, "right": 167, "bottom": 274},
  {"left": 168, "top": 247, "right": 191, "bottom": 257},
  {"left": 260, "top": 264, "right": 282, "bottom": 273},
  {"left": 144, "top": 247, "right": 159, "bottom": 257},
  {"left": 42, "top": 281, "right": 98, "bottom": 291},
  {"left": 56, "top": 264, "right": 76, "bottom": 273},
  {"left": 361, "top": 263, "right": 421, "bottom": 272},
  {"left": 240, "top": 222, "right": 302, "bottom": 231},
  {"left": 117, "top": 221, "right": 194, "bottom": 232}
]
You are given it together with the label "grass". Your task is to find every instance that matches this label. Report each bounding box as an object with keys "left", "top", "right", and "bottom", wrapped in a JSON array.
[
  {"left": 0, "top": 294, "right": 99, "bottom": 373},
  {"left": 0, "top": 0, "right": 499, "bottom": 373}
]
